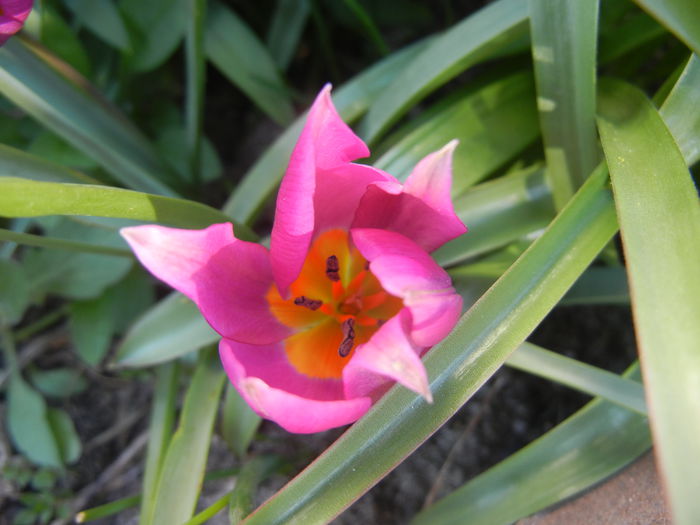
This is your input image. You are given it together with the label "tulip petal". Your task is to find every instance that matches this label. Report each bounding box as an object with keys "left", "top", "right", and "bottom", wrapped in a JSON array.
[
  {"left": 343, "top": 310, "right": 432, "bottom": 401},
  {"left": 352, "top": 228, "right": 463, "bottom": 347},
  {"left": 121, "top": 224, "right": 289, "bottom": 345},
  {"left": 352, "top": 141, "right": 467, "bottom": 252},
  {"left": 0, "top": 0, "right": 32, "bottom": 45},
  {"left": 271, "top": 85, "right": 381, "bottom": 296},
  {"left": 220, "top": 339, "right": 371, "bottom": 433}
]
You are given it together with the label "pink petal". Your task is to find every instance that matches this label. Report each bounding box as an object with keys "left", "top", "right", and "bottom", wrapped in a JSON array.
[
  {"left": 220, "top": 339, "right": 371, "bottom": 433},
  {"left": 352, "top": 228, "right": 463, "bottom": 347},
  {"left": 0, "top": 0, "right": 32, "bottom": 45},
  {"left": 343, "top": 310, "right": 432, "bottom": 401},
  {"left": 121, "top": 224, "right": 289, "bottom": 345},
  {"left": 352, "top": 141, "right": 467, "bottom": 253},
  {"left": 270, "top": 85, "right": 383, "bottom": 296}
]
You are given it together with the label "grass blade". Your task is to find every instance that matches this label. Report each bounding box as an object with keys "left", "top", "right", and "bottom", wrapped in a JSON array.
[
  {"left": 243, "top": 159, "right": 617, "bottom": 524},
  {"left": 205, "top": 0, "right": 294, "bottom": 126},
  {"left": 0, "top": 178, "right": 251, "bottom": 234},
  {"left": 529, "top": 0, "right": 599, "bottom": 208},
  {"left": 632, "top": 0, "right": 700, "bottom": 56},
  {"left": 185, "top": 0, "right": 207, "bottom": 184},
  {"left": 266, "top": 0, "right": 310, "bottom": 70},
  {"left": 359, "top": 0, "right": 529, "bottom": 143},
  {"left": 660, "top": 54, "right": 700, "bottom": 166},
  {"left": 413, "top": 365, "right": 649, "bottom": 525},
  {"left": 598, "top": 78, "right": 700, "bottom": 525},
  {"left": 0, "top": 144, "right": 100, "bottom": 184},
  {"left": 0, "top": 37, "right": 180, "bottom": 196},
  {"left": 0, "top": 228, "right": 131, "bottom": 257},
  {"left": 147, "top": 348, "right": 226, "bottom": 525}
]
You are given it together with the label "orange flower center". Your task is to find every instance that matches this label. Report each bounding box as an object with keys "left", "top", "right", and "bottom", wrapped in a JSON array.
[{"left": 266, "top": 229, "right": 403, "bottom": 379}]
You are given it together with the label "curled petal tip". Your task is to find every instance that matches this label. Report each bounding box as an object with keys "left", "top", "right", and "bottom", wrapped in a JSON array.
[{"left": 440, "top": 139, "right": 459, "bottom": 155}]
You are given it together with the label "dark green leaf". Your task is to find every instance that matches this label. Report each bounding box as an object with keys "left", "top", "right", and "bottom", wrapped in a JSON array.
[
  {"left": 29, "top": 367, "right": 88, "bottom": 398},
  {"left": 0, "top": 259, "right": 30, "bottom": 325},
  {"left": 266, "top": 0, "right": 310, "bottom": 70},
  {"left": 221, "top": 383, "right": 261, "bottom": 459},
  {"left": 64, "top": 0, "right": 131, "bottom": 51}
]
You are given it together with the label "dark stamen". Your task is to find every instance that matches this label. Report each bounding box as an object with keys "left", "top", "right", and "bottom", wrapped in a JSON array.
[
  {"left": 293, "top": 296, "right": 322, "bottom": 310},
  {"left": 376, "top": 319, "right": 386, "bottom": 327},
  {"left": 326, "top": 255, "right": 340, "bottom": 282},
  {"left": 338, "top": 318, "right": 355, "bottom": 357},
  {"left": 364, "top": 261, "right": 370, "bottom": 271}
]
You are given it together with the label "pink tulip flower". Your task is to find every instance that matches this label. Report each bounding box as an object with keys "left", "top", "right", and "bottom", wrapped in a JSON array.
[
  {"left": 0, "top": 0, "right": 32, "bottom": 45},
  {"left": 122, "top": 86, "right": 467, "bottom": 433}
]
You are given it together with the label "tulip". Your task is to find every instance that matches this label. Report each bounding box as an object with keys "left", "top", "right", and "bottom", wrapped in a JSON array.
[
  {"left": 0, "top": 0, "right": 32, "bottom": 46},
  {"left": 122, "top": 86, "right": 467, "bottom": 433}
]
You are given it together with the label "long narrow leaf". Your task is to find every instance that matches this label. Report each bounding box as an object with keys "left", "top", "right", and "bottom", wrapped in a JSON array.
[
  {"left": 0, "top": 144, "right": 100, "bottom": 184},
  {"left": 243, "top": 159, "right": 618, "bottom": 524},
  {"left": 598, "top": 78, "right": 700, "bottom": 525},
  {"left": 660, "top": 54, "right": 700, "bottom": 166},
  {"left": 0, "top": 228, "right": 131, "bottom": 257},
  {"left": 359, "top": 0, "right": 529, "bottom": 143},
  {"left": 529, "top": 0, "right": 599, "bottom": 208},
  {"left": 147, "top": 349, "right": 226, "bottom": 525},
  {"left": 412, "top": 365, "right": 649, "bottom": 525},
  {"left": 266, "top": 0, "right": 310, "bottom": 70},
  {"left": 632, "top": 0, "right": 700, "bottom": 56},
  {"left": 0, "top": 178, "right": 251, "bottom": 234},
  {"left": 0, "top": 37, "right": 180, "bottom": 196}
]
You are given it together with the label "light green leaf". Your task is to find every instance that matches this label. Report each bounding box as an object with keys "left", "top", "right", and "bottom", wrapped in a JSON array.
[
  {"left": 375, "top": 72, "right": 539, "bottom": 195},
  {"left": 633, "top": 0, "right": 700, "bottom": 56},
  {"left": 529, "top": 0, "right": 599, "bottom": 208},
  {"left": 0, "top": 177, "right": 245, "bottom": 232},
  {"left": 434, "top": 167, "right": 554, "bottom": 266},
  {"left": 147, "top": 349, "right": 225, "bottom": 525},
  {"left": 140, "top": 363, "right": 179, "bottom": 525},
  {"left": 64, "top": 0, "right": 131, "bottom": 51},
  {"left": 0, "top": 37, "right": 180, "bottom": 196},
  {"left": 598, "top": 78, "right": 700, "bottom": 525},
  {"left": 221, "top": 383, "right": 261, "bottom": 459},
  {"left": 661, "top": 54, "right": 700, "bottom": 166},
  {"left": 205, "top": 0, "right": 294, "bottom": 126},
  {"left": 121, "top": 0, "right": 186, "bottom": 72},
  {"left": 242, "top": 158, "right": 617, "bottom": 524},
  {"left": 413, "top": 365, "right": 649, "bottom": 525},
  {"left": 29, "top": 367, "right": 88, "bottom": 398},
  {"left": 222, "top": 37, "right": 430, "bottom": 223},
  {"left": 113, "top": 294, "right": 217, "bottom": 368},
  {"left": 359, "top": 0, "right": 529, "bottom": 143},
  {"left": 0, "top": 259, "right": 30, "bottom": 325}
]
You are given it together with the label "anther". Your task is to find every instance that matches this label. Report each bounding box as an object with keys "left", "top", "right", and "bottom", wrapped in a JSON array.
[
  {"left": 338, "top": 318, "right": 355, "bottom": 357},
  {"left": 293, "top": 296, "right": 322, "bottom": 311},
  {"left": 326, "top": 255, "right": 340, "bottom": 282}
]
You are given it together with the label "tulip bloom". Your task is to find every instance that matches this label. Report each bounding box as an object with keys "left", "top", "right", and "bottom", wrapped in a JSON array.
[
  {"left": 122, "top": 86, "right": 467, "bottom": 433},
  {"left": 0, "top": 0, "right": 32, "bottom": 45}
]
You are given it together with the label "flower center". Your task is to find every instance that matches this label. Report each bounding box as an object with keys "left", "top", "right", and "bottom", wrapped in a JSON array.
[{"left": 266, "top": 229, "right": 403, "bottom": 379}]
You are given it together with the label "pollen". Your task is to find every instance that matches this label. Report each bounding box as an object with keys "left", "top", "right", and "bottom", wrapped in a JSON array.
[{"left": 266, "top": 229, "right": 403, "bottom": 379}]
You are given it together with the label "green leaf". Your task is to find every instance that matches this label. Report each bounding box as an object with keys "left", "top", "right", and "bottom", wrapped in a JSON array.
[
  {"left": 155, "top": 127, "right": 222, "bottom": 184},
  {"left": 27, "top": 130, "right": 99, "bottom": 171},
  {"left": 0, "top": 144, "right": 100, "bottom": 184},
  {"left": 140, "top": 363, "right": 179, "bottom": 525},
  {"left": 228, "top": 456, "right": 282, "bottom": 524},
  {"left": 64, "top": 0, "right": 131, "bottom": 51},
  {"left": 266, "top": 0, "right": 310, "bottom": 70},
  {"left": 375, "top": 72, "right": 539, "bottom": 195},
  {"left": 413, "top": 365, "right": 650, "bottom": 525},
  {"left": 434, "top": 167, "right": 554, "bottom": 266},
  {"left": 0, "top": 228, "right": 131, "bottom": 258},
  {"left": 507, "top": 343, "right": 646, "bottom": 415},
  {"left": 39, "top": 4, "right": 91, "bottom": 77},
  {"left": 632, "top": 0, "right": 700, "bottom": 56},
  {"left": 221, "top": 383, "right": 261, "bottom": 459},
  {"left": 23, "top": 217, "right": 133, "bottom": 300},
  {"left": 0, "top": 37, "right": 180, "bottom": 196},
  {"left": 121, "top": 0, "right": 186, "bottom": 72},
  {"left": 660, "top": 54, "right": 700, "bottom": 166},
  {"left": 69, "top": 294, "right": 115, "bottom": 365},
  {"left": 359, "top": 0, "right": 529, "bottom": 143},
  {"left": 242, "top": 160, "right": 618, "bottom": 524},
  {"left": 222, "top": 37, "right": 430, "bottom": 223},
  {"left": 0, "top": 259, "right": 30, "bottom": 325},
  {"left": 561, "top": 266, "right": 629, "bottom": 305},
  {"left": 7, "top": 375, "right": 63, "bottom": 468},
  {"left": 185, "top": 0, "right": 207, "bottom": 185},
  {"left": 29, "top": 367, "right": 88, "bottom": 398},
  {"left": 107, "top": 268, "right": 155, "bottom": 334},
  {"left": 598, "top": 78, "right": 700, "bottom": 525},
  {"left": 529, "top": 0, "right": 599, "bottom": 208},
  {"left": 113, "top": 294, "right": 217, "bottom": 368},
  {"left": 146, "top": 349, "right": 225, "bottom": 525},
  {"left": 0, "top": 177, "right": 245, "bottom": 232},
  {"left": 46, "top": 407, "right": 81, "bottom": 464},
  {"left": 204, "top": 1, "right": 293, "bottom": 126}
]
